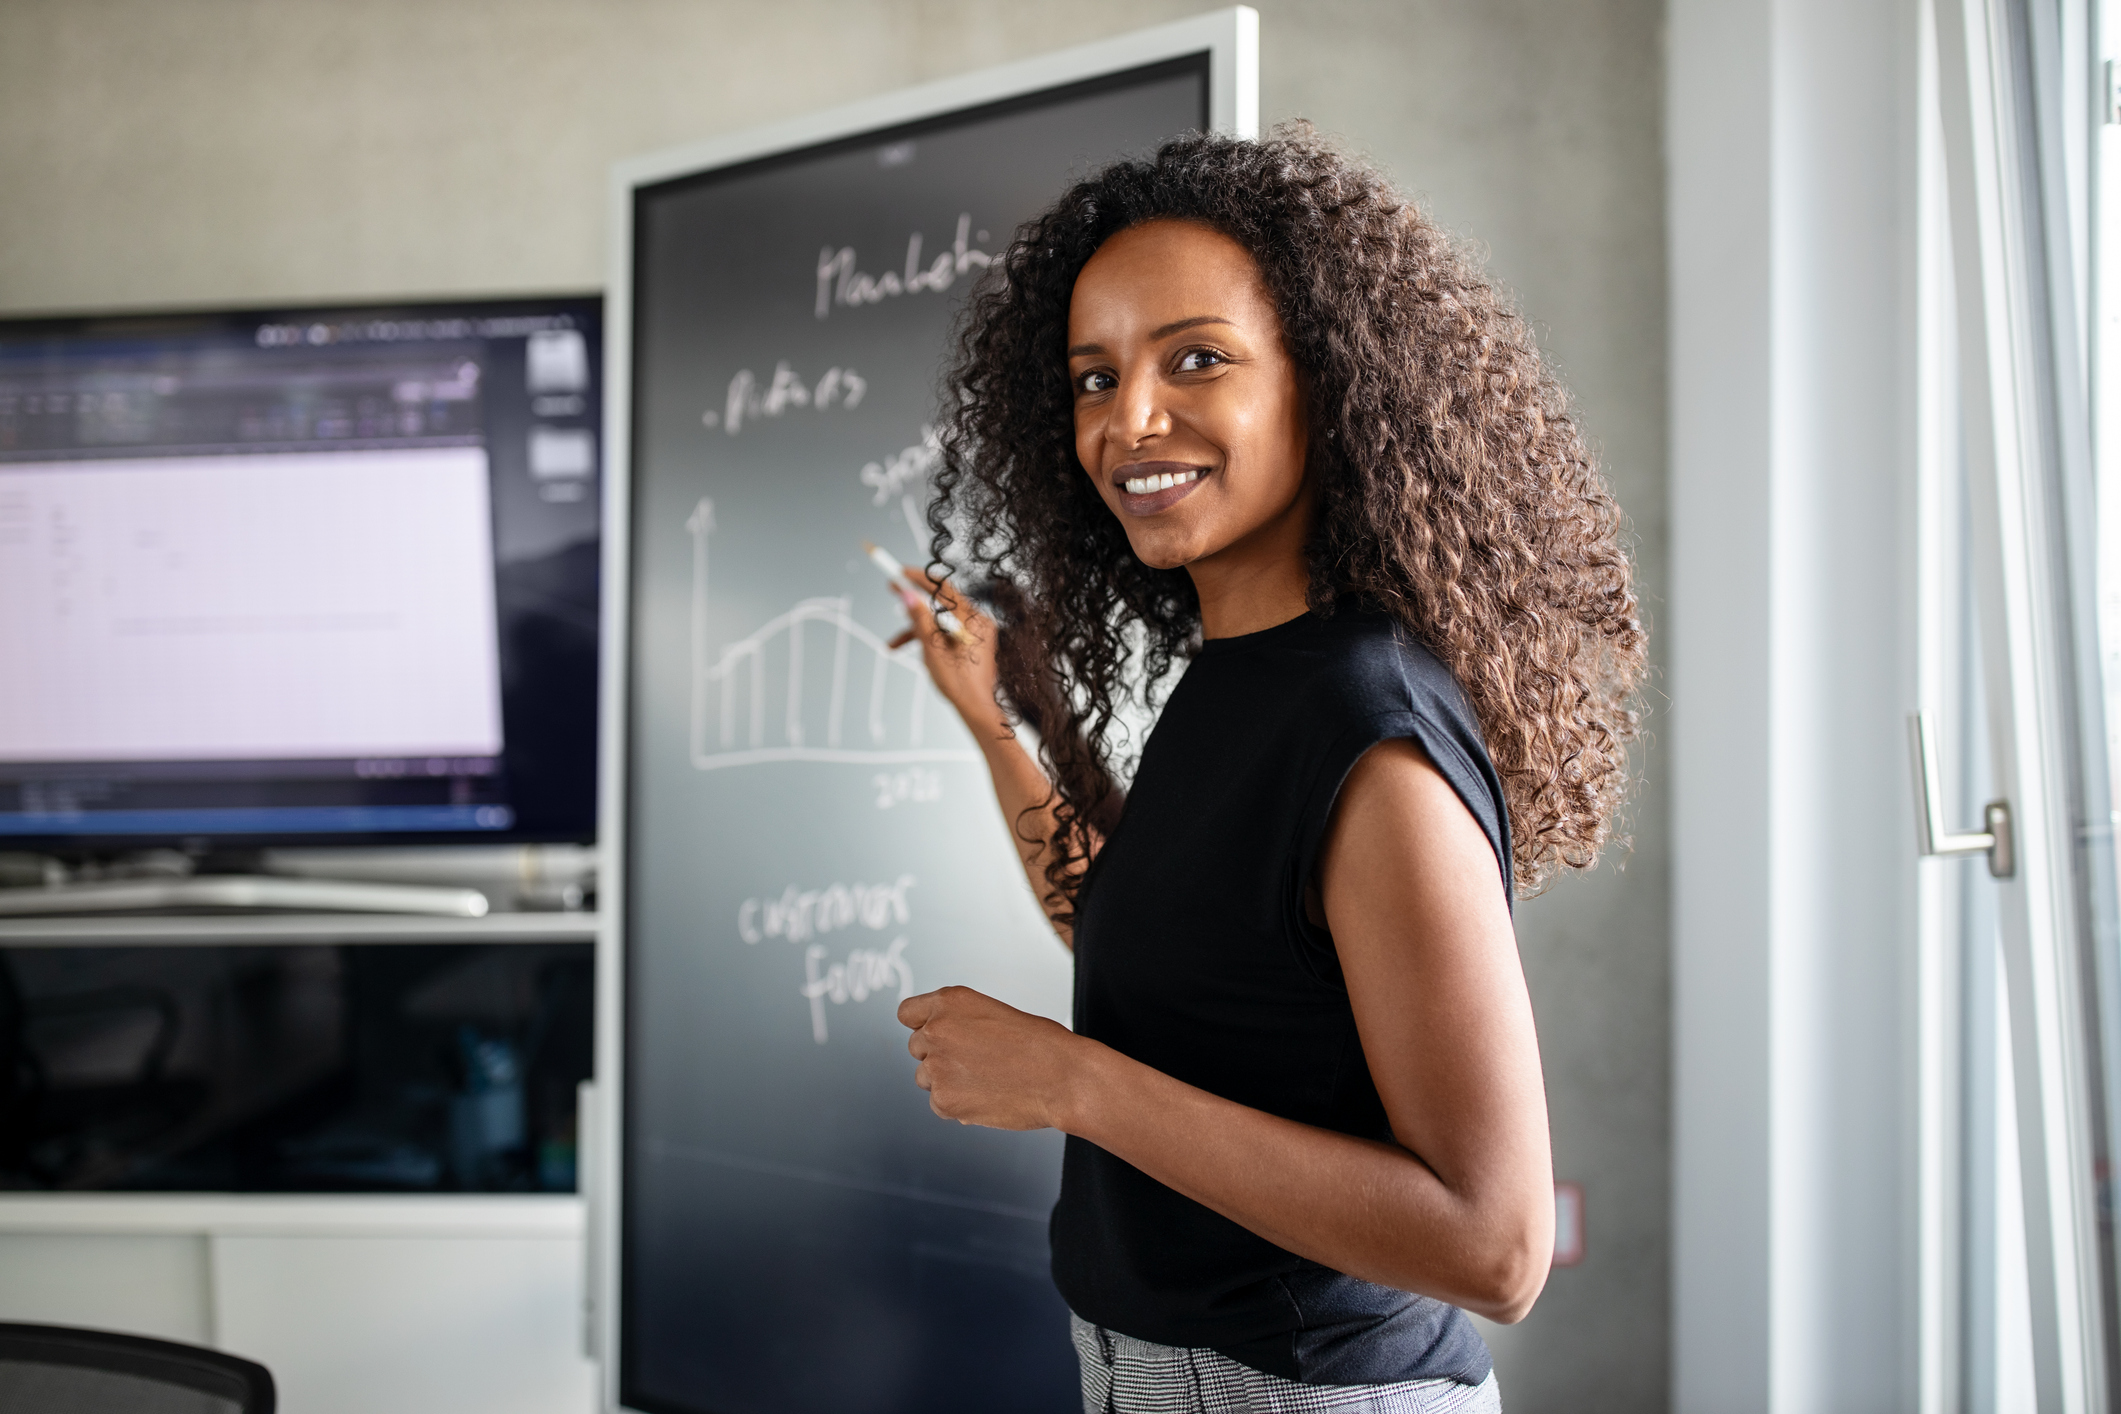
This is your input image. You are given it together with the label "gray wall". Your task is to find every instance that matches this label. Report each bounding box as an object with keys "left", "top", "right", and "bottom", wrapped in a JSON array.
[{"left": 0, "top": 3, "right": 1669, "bottom": 1408}]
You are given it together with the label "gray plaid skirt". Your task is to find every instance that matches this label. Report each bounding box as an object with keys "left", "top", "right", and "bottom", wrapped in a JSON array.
[{"left": 1070, "top": 1315, "right": 1502, "bottom": 1414}]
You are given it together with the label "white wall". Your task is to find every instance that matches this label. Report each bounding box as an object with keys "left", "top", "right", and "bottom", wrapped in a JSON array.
[{"left": 0, "top": 4, "right": 1670, "bottom": 1409}]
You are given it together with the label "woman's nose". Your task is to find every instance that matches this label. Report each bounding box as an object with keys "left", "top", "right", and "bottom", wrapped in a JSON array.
[{"left": 1111, "top": 368, "right": 1171, "bottom": 448}]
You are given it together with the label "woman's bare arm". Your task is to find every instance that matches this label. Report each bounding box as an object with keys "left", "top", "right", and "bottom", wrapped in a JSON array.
[
  {"left": 897, "top": 738, "right": 1553, "bottom": 1320},
  {"left": 888, "top": 571, "right": 1084, "bottom": 943}
]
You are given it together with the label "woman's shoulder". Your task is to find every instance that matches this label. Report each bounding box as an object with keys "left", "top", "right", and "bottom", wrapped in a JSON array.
[
  {"left": 1177, "top": 603, "right": 1479, "bottom": 750},
  {"left": 1258, "top": 605, "right": 1511, "bottom": 905},
  {"left": 1275, "top": 605, "right": 1473, "bottom": 728}
]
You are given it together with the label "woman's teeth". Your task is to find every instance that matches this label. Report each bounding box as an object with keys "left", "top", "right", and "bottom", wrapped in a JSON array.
[{"left": 1122, "top": 468, "right": 1201, "bottom": 495}]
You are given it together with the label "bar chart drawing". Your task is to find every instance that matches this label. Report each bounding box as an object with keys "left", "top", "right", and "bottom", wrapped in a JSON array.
[{"left": 686, "top": 497, "right": 976, "bottom": 771}]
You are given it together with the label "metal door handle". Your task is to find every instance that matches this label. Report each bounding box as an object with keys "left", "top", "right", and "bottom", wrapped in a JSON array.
[{"left": 1909, "top": 711, "right": 2014, "bottom": 877}]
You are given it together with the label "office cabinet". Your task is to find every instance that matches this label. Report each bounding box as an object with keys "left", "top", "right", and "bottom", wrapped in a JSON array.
[{"left": 0, "top": 912, "right": 599, "bottom": 1413}]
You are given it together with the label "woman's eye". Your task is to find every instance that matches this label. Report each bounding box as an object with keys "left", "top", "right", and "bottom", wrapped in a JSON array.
[
  {"left": 1174, "top": 348, "right": 1227, "bottom": 372},
  {"left": 1076, "top": 369, "right": 1117, "bottom": 394}
]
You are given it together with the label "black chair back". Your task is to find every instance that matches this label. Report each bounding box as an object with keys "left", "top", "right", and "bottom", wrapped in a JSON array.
[{"left": 0, "top": 1322, "right": 274, "bottom": 1414}]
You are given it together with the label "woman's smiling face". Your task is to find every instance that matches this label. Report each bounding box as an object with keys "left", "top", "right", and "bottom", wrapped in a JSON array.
[{"left": 1066, "top": 219, "right": 1311, "bottom": 576}]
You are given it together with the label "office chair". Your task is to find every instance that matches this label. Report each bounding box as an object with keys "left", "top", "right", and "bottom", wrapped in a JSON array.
[{"left": 0, "top": 1322, "right": 274, "bottom": 1414}]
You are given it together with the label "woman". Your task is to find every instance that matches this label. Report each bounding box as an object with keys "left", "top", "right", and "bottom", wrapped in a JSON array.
[{"left": 889, "top": 127, "right": 1643, "bottom": 1413}]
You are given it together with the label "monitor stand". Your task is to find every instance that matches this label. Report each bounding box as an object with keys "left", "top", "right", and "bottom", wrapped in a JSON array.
[{"left": 0, "top": 853, "right": 489, "bottom": 919}]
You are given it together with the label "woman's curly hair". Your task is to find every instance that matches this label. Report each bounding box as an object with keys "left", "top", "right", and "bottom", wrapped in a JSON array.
[{"left": 931, "top": 123, "right": 1644, "bottom": 911}]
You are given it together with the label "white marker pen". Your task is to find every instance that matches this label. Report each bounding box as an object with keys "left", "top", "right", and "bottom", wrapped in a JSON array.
[{"left": 863, "top": 541, "right": 973, "bottom": 646}]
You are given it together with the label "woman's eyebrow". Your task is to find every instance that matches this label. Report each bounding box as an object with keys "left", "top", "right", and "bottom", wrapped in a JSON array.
[
  {"left": 1067, "top": 315, "right": 1237, "bottom": 358},
  {"left": 1150, "top": 315, "right": 1234, "bottom": 340}
]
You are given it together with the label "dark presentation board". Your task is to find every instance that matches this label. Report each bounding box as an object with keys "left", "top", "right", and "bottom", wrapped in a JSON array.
[{"left": 616, "top": 49, "right": 1219, "bottom": 1414}]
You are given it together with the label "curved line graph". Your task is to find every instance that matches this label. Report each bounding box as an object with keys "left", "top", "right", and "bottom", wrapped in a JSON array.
[{"left": 687, "top": 498, "right": 976, "bottom": 771}]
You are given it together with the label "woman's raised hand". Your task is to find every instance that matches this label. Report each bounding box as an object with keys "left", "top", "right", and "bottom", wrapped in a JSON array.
[
  {"left": 887, "top": 567, "right": 1078, "bottom": 940},
  {"left": 886, "top": 568, "right": 1006, "bottom": 735}
]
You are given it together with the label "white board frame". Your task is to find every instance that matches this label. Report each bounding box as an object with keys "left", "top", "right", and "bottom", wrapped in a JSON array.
[{"left": 591, "top": 11, "right": 1258, "bottom": 1410}]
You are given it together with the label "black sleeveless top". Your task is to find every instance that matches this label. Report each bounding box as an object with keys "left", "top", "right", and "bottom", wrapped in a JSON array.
[{"left": 1051, "top": 605, "right": 1508, "bottom": 1387}]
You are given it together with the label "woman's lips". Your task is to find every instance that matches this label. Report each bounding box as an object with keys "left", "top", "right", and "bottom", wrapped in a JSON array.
[{"left": 1113, "top": 463, "right": 1208, "bottom": 515}]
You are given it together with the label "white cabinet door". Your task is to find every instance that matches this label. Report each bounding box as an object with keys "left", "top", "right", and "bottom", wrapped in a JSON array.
[
  {"left": 0, "top": 1232, "right": 212, "bottom": 1345},
  {"left": 211, "top": 1233, "right": 594, "bottom": 1414}
]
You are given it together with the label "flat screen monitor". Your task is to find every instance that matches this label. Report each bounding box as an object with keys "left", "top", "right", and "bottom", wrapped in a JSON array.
[{"left": 0, "top": 296, "right": 602, "bottom": 852}]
